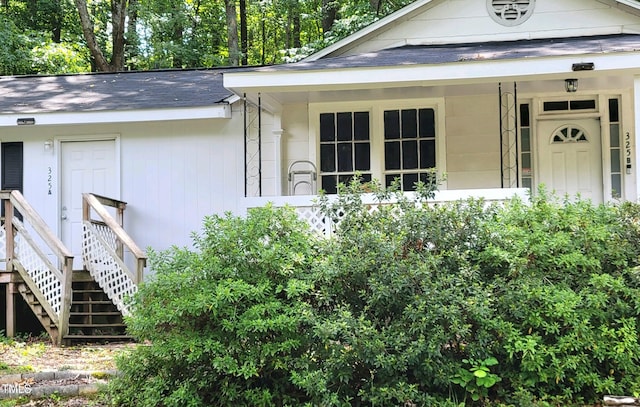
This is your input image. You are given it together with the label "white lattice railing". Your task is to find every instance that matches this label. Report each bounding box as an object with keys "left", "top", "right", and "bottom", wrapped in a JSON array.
[
  {"left": 243, "top": 188, "right": 531, "bottom": 236},
  {"left": 1, "top": 190, "right": 74, "bottom": 344},
  {"left": 81, "top": 193, "right": 146, "bottom": 316}
]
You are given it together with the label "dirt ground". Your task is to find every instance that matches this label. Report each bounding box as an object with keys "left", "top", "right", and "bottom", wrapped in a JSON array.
[{"left": 0, "top": 339, "right": 135, "bottom": 406}]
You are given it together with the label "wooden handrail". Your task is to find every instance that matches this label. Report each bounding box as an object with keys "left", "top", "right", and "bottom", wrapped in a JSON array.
[{"left": 82, "top": 193, "right": 147, "bottom": 281}]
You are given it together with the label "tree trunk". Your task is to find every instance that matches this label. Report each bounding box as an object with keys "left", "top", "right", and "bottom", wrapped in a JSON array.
[
  {"left": 110, "top": 0, "right": 127, "bottom": 71},
  {"left": 240, "top": 0, "right": 247, "bottom": 65},
  {"left": 224, "top": 0, "right": 240, "bottom": 66},
  {"left": 322, "top": 0, "right": 338, "bottom": 34},
  {"left": 74, "top": 0, "right": 111, "bottom": 71},
  {"left": 370, "top": 0, "right": 382, "bottom": 15}
]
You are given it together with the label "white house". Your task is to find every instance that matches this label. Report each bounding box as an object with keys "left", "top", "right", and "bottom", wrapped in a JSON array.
[{"left": 2, "top": 0, "right": 640, "bottom": 343}]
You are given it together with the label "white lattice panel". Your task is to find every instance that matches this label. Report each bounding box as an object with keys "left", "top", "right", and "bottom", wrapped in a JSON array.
[
  {"left": 15, "top": 235, "right": 62, "bottom": 315},
  {"left": 91, "top": 223, "right": 117, "bottom": 250},
  {"left": 82, "top": 223, "right": 137, "bottom": 315}
]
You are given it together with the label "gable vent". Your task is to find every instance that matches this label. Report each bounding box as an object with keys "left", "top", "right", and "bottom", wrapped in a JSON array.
[{"left": 487, "top": 0, "right": 535, "bottom": 26}]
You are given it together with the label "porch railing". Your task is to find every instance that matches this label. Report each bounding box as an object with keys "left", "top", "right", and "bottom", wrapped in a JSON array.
[
  {"left": 1, "top": 190, "right": 74, "bottom": 343},
  {"left": 81, "top": 193, "right": 146, "bottom": 316},
  {"left": 243, "top": 188, "right": 530, "bottom": 237}
]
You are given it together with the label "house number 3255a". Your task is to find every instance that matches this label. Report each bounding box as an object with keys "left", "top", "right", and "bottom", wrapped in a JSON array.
[{"left": 47, "top": 167, "right": 52, "bottom": 195}]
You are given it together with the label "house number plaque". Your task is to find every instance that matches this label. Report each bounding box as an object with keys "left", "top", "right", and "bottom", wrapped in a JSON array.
[
  {"left": 626, "top": 132, "right": 632, "bottom": 174},
  {"left": 47, "top": 167, "right": 52, "bottom": 195}
]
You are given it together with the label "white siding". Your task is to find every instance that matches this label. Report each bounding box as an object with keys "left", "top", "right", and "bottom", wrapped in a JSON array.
[
  {"left": 342, "top": 0, "right": 640, "bottom": 54},
  {"left": 0, "top": 114, "right": 244, "bottom": 256}
]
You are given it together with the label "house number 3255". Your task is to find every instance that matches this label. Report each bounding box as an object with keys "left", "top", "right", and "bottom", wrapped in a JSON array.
[{"left": 626, "top": 132, "right": 632, "bottom": 174}]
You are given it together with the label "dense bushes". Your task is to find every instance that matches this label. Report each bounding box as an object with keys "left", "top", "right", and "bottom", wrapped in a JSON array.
[{"left": 109, "top": 182, "right": 640, "bottom": 406}]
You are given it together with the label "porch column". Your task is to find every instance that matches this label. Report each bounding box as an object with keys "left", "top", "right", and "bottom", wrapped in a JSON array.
[
  {"left": 273, "top": 128, "right": 284, "bottom": 196},
  {"left": 5, "top": 282, "right": 15, "bottom": 337},
  {"left": 634, "top": 76, "right": 640, "bottom": 201}
]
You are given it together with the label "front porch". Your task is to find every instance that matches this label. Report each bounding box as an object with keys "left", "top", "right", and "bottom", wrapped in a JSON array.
[
  {"left": 0, "top": 191, "right": 146, "bottom": 345},
  {"left": 243, "top": 187, "right": 530, "bottom": 236}
]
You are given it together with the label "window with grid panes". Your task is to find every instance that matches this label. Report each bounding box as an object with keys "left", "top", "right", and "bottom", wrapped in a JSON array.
[
  {"left": 319, "top": 111, "right": 371, "bottom": 194},
  {"left": 383, "top": 108, "right": 436, "bottom": 191}
]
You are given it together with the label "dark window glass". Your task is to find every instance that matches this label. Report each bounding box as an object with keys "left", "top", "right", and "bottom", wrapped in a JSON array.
[
  {"left": 337, "top": 143, "right": 353, "bottom": 172},
  {"left": 403, "top": 173, "right": 418, "bottom": 191},
  {"left": 354, "top": 143, "right": 370, "bottom": 171},
  {"left": 336, "top": 112, "right": 352, "bottom": 141},
  {"left": 385, "top": 142, "right": 401, "bottom": 170},
  {"left": 320, "top": 144, "right": 335, "bottom": 172},
  {"left": 401, "top": 109, "right": 417, "bottom": 139},
  {"left": 420, "top": 140, "right": 436, "bottom": 168},
  {"left": 419, "top": 109, "right": 435, "bottom": 137},
  {"left": 320, "top": 113, "right": 335, "bottom": 142},
  {"left": 322, "top": 175, "right": 337, "bottom": 194},
  {"left": 543, "top": 101, "right": 569, "bottom": 111},
  {"left": 354, "top": 112, "right": 370, "bottom": 141},
  {"left": 570, "top": 100, "right": 596, "bottom": 110},
  {"left": 609, "top": 98, "right": 619, "bottom": 122},
  {"left": 519, "top": 104, "right": 530, "bottom": 127},
  {"left": 402, "top": 140, "right": 418, "bottom": 169},
  {"left": 385, "top": 175, "right": 400, "bottom": 188},
  {"left": 384, "top": 110, "right": 400, "bottom": 139}
]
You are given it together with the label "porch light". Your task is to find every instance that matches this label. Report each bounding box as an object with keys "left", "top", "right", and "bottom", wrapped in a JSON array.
[
  {"left": 16, "top": 117, "right": 35, "bottom": 125},
  {"left": 44, "top": 139, "right": 53, "bottom": 152},
  {"left": 565, "top": 78, "right": 578, "bottom": 93}
]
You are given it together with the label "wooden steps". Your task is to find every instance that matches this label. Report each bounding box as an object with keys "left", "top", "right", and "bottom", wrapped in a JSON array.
[
  {"left": 15, "top": 283, "right": 60, "bottom": 344},
  {"left": 63, "top": 277, "right": 133, "bottom": 344}
]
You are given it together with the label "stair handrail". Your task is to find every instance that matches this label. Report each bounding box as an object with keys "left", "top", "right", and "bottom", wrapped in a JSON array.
[
  {"left": 1, "top": 190, "right": 74, "bottom": 343},
  {"left": 82, "top": 193, "right": 147, "bottom": 283}
]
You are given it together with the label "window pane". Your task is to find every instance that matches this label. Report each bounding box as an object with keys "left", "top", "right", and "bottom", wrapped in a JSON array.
[
  {"left": 385, "top": 141, "right": 401, "bottom": 170},
  {"left": 401, "top": 109, "right": 417, "bottom": 138},
  {"left": 354, "top": 112, "right": 370, "bottom": 141},
  {"left": 403, "top": 173, "right": 418, "bottom": 191},
  {"left": 570, "top": 100, "right": 596, "bottom": 110},
  {"left": 320, "top": 113, "right": 335, "bottom": 142},
  {"left": 612, "top": 174, "right": 622, "bottom": 198},
  {"left": 385, "top": 174, "right": 399, "bottom": 188},
  {"left": 521, "top": 128, "right": 530, "bottom": 151},
  {"left": 338, "top": 174, "right": 354, "bottom": 186},
  {"left": 361, "top": 173, "right": 372, "bottom": 184},
  {"left": 337, "top": 112, "right": 353, "bottom": 141},
  {"left": 354, "top": 143, "right": 370, "bottom": 171},
  {"left": 337, "top": 143, "right": 353, "bottom": 172},
  {"left": 519, "top": 104, "right": 530, "bottom": 127},
  {"left": 521, "top": 152, "right": 531, "bottom": 171},
  {"left": 320, "top": 144, "right": 335, "bottom": 172},
  {"left": 611, "top": 149, "right": 621, "bottom": 173},
  {"left": 610, "top": 124, "right": 620, "bottom": 147},
  {"left": 609, "top": 98, "right": 619, "bottom": 122},
  {"left": 402, "top": 140, "right": 418, "bottom": 169},
  {"left": 522, "top": 177, "right": 532, "bottom": 189},
  {"left": 420, "top": 140, "right": 436, "bottom": 168},
  {"left": 543, "top": 101, "right": 568, "bottom": 111},
  {"left": 419, "top": 109, "right": 435, "bottom": 137},
  {"left": 384, "top": 110, "right": 400, "bottom": 139},
  {"left": 322, "top": 175, "right": 337, "bottom": 194},
  {"left": 419, "top": 172, "right": 436, "bottom": 186}
]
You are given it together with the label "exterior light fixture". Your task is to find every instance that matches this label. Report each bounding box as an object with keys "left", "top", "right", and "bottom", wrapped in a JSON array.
[
  {"left": 565, "top": 78, "right": 578, "bottom": 93},
  {"left": 44, "top": 139, "right": 53, "bottom": 152},
  {"left": 16, "top": 117, "right": 35, "bottom": 125},
  {"left": 572, "top": 62, "right": 594, "bottom": 71}
]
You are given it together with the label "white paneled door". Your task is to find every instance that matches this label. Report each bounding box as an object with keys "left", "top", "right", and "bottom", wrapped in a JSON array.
[
  {"left": 61, "top": 140, "right": 118, "bottom": 269},
  {"left": 536, "top": 119, "right": 603, "bottom": 204}
]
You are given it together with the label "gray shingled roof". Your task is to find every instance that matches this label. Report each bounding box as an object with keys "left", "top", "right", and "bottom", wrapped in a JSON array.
[
  {"left": 0, "top": 68, "right": 234, "bottom": 114},
  {"left": 255, "top": 34, "right": 640, "bottom": 72}
]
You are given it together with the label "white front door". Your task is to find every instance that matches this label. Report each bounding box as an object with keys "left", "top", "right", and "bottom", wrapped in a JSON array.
[
  {"left": 60, "top": 140, "right": 118, "bottom": 269},
  {"left": 536, "top": 119, "right": 603, "bottom": 204}
]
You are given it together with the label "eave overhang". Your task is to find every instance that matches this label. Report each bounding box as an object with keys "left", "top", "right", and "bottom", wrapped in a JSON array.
[{"left": 0, "top": 104, "right": 231, "bottom": 128}]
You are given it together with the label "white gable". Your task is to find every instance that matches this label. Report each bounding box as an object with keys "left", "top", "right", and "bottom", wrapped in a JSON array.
[{"left": 310, "top": 0, "right": 640, "bottom": 59}]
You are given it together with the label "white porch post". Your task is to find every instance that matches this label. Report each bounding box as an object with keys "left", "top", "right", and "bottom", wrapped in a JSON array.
[
  {"left": 272, "top": 113, "right": 284, "bottom": 196},
  {"left": 634, "top": 76, "right": 640, "bottom": 201}
]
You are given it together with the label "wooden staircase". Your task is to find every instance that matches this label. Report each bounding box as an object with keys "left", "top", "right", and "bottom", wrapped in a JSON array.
[{"left": 1, "top": 191, "right": 146, "bottom": 345}]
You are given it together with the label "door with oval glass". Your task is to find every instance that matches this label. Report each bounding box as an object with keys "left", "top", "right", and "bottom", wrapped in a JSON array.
[{"left": 536, "top": 119, "right": 602, "bottom": 204}]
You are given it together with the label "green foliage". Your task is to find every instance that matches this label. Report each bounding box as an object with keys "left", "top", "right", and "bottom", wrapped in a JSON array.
[{"left": 111, "top": 180, "right": 640, "bottom": 406}]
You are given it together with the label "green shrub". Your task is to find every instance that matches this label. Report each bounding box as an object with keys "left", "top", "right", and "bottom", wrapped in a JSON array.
[{"left": 109, "top": 180, "right": 640, "bottom": 406}]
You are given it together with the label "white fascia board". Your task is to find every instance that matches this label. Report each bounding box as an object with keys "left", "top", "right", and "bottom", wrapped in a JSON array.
[
  {"left": 0, "top": 104, "right": 231, "bottom": 127},
  {"left": 225, "top": 52, "right": 640, "bottom": 93},
  {"left": 306, "top": 0, "right": 439, "bottom": 61}
]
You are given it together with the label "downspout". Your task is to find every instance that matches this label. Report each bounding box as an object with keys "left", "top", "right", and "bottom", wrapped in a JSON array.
[{"left": 244, "top": 93, "right": 247, "bottom": 197}]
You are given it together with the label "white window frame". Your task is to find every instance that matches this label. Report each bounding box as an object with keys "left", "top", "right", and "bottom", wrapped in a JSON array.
[{"left": 309, "top": 98, "right": 447, "bottom": 193}]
